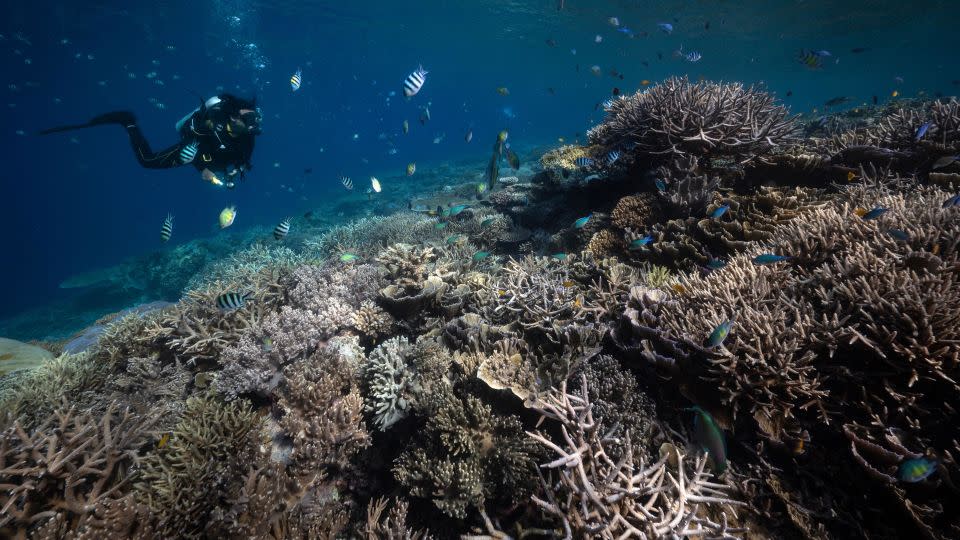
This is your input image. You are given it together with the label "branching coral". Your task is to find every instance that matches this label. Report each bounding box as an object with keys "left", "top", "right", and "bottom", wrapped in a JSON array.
[
  {"left": 394, "top": 386, "right": 539, "bottom": 520},
  {"left": 306, "top": 213, "right": 438, "bottom": 259},
  {"left": 588, "top": 76, "right": 797, "bottom": 161},
  {"left": 278, "top": 342, "right": 369, "bottom": 476},
  {"left": 134, "top": 393, "right": 267, "bottom": 537},
  {"left": 364, "top": 497, "right": 433, "bottom": 539},
  {"left": 527, "top": 376, "right": 744, "bottom": 539},
  {"left": 609, "top": 183, "right": 960, "bottom": 537},
  {"left": 0, "top": 403, "right": 156, "bottom": 538}
]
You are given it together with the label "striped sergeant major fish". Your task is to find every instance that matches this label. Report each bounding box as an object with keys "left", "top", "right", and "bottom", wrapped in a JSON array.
[
  {"left": 216, "top": 291, "right": 253, "bottom": 311},
  {"left": 341, "top": 176, "right": 353, "bottom": 190},
  {"left": 290, "top": 68, "right": 302, "bottom": 91},
  {"left": 160, "top": 213, "right": 173, "bottom": 242},
  {"left": 403, "top": 65, "right": 428, "bottom": 97},
  {"left": 273, "top": 218, "right": 291, "bottom": 240},
  {"left": 574, "top": 157, "right": 594, "bottom": 167},
  {"left": 179, "top": 140, "right": 199, "bottom": 163}
]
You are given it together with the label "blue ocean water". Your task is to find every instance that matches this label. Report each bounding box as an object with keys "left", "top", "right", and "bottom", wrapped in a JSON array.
[{"left": 1, "top": 0, "right": 957, "bottom": 338}]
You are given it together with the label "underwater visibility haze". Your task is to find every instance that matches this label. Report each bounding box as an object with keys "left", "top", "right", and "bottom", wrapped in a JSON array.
[{"left": 1, "top": 0, "right": 960, "bottom": 538}]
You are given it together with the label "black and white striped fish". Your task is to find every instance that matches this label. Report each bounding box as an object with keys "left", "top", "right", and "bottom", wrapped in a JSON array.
[
  {"left": 160, "top": 213, "right": 173, "bottom": 242},
  {"left": 216, "top": 291, "right": 252, "bottom": 311},
  {"left": 273, "top": 218, "right": 290, "bottom": 240},
  {"left": 341, "top": 176, "right": 353, "bottom": 190},
  {"left": 403, "top": 65, "right": 428, "bottom": 97},
  {"left": 180, "top": 140, "right": 198, "bottom": 163},
  {"left": 574, "top": 157, "right": 594, "bottom": 167},
  {"left": 606, "top": 150, "right": 621, "bottom": 165}
]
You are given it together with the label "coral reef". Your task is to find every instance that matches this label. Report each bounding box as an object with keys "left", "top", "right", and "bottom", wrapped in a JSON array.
[
  {"left": 527, "top": 376, "right": 744, "bottom": 539},
  {"left": 588, "top": 76, "right": 797, "bottom": 162}
]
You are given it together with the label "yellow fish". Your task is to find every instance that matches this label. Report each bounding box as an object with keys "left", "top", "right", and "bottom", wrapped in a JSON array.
[
  {"left": 562, "top": 280, "right": 575, "bottom": 288},
  {"left": 157, "top": 432, "right": 171, "bottom": 449},
  {"left": 932, "top": 243, "right": 941, "bottom": 255},
  {"left": 498, "top": 130, "right": 509, "bottom": 143},
  {"left": 406, "top": 162, "right": 416, "bottom": 176},
  {"left": 853, "top": 207, "right": 867, "bottom": 217},
  {"left": 496, "top": 87, "right": 510, "bottom": 96},
  {"left": 672, "top": 283, "right": 687, "bottom": 295},
  {"left": 892, "top": 90, "right": 899, "bottom": 97},
  {"left": 572, "top": 297, "right": 582, "bottom": 308},
  {"left": 847, "top": 171, "right": 856, "bottom": 182},
  {"left": 219, "top": 205, "right": 237, "bottom": 229},
  {"left": 641, "top": 79, "right": 651, "bottom": 86}
]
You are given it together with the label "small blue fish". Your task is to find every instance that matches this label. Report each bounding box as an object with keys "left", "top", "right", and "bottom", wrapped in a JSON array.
[
  {"left": 573, "top": 214, "right": 592, "bottom": 229},
  {"left": 690, "top": 406, "right": 727, "bottom": 474},
  {"left": 606, "top": 150, "right": 621, "bottom": 165},
  {"left": 657, "top": 22, "right": 673, "bottom": 34},
  {"left": 472, "top": 251, "right": 491, "bottom": 261},
  {"left": 915, "top": 122, "right": 932, "bottom": 141},
  {"left": 887, "top": 228, "right": 909, "bottom": 242},
  {"left": 480, "top": 217, "right": 496, "bottom": 227},
  {"left": 707, "top": 320, "right": 733, "bottom": 348},
  {"left": 617, "top": 27, "right": 634, "bottom": 35},
  {"left": 628, "top": 235, "right": 654, "bottom": 249},
  {"left": 710, "top": 204, "right": 730, "bottom": 219},
  {"left": 706, "top": 258, "right": 727, "bottom": 270},
  {"left": 942, "top": 193, "right": 960, "bottom": 208},
  {"left": 814, "top": 49, "right": 832, "bottom": 57},
  {"left": 655, "top": 178, "right": 667, "bottom": 192},
  {"left": 449, "top": 204, "right": 469, "bottom": 216},
  {"left": 551, "top": 253, "right": 568, "bottom": 261},
  {"left": 861, "top": 206, "right": 889, "bottom": 221},
  {"left": 753, "top": 254, "right": 791, "bottom": 265},
  {"left": 897, "top": 457, "right": 937, "bottom": 483},
  {"left": 445, "top": 234, "right": 464, "bottom": 245},
  {"left": 574, "top": 157, "right": 594, "bottom": 167}
]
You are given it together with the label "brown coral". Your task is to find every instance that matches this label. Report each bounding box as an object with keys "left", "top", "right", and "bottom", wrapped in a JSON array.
[
  {"left": 611, "top": 193, "right": 658, "bottom": 230},
  {"left": 588, "top": 76, "right": 797, "bottom": 161},
  {"left": 586, "top": 229, "right": 624, "bottom": 257}
]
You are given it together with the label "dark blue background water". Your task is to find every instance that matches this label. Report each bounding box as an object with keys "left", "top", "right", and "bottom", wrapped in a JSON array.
[{"left": 1, "top": 0, "right": 958, "bottom": 326}]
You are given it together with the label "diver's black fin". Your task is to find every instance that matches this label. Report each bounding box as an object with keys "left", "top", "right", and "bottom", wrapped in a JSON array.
[{"left": 38, "top": 111, "right": 137, "bottom": 135}]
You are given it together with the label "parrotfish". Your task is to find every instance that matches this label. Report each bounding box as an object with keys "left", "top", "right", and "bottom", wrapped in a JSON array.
[
  {"left": 753, "top": 254, "right": 791, "bottom": 265},
  {"left": 480, "top": 217, "right": 496, "bottom": 227},
  {"left": 551, "top": 253, "right": 568, "bottom": 260},
  {"left": 897, "top": 457, "right": 937, "bottom": 483},
  {"left": 690, "top": 406, "right": 727, "bottom": 474}
]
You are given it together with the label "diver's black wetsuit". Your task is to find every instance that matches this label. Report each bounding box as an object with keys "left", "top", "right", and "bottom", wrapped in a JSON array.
[{"left": 39, "top": 94, "right": 259, "bottom": 185}]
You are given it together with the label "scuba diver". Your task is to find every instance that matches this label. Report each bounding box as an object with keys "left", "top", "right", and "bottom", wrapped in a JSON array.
[{"left": 39, "top": 94, "right": 262, "bottom": 189}]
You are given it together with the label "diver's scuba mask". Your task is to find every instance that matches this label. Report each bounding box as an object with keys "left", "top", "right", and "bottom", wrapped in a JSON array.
[{"left": 228, "top": 108, "right": 263, "bottom": 136}]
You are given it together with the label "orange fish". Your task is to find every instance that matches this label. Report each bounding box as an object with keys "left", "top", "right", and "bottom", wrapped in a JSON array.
[
  {"left": 157, "top": 432, "right": 171, "bottom": 449},
  {"left": 672, "top": 283, "right": 687, "bottom": 295},
  {"left": 641, "top": 79, "right": 651, "bottom": 86},
  {"left": 892, "top": 90, "right": 899, "bottom": 97},
  {"left": 932, "top": 243, "right": 941, "bottom": 255},
  {"left": 854, "top": 207, "right": 868, "bottom": 217}
]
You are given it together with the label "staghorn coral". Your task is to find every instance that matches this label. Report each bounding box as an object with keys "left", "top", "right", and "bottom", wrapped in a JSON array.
[
  {"left": 588, "top": 76, "right": 797, "bottom": 161},
  {"left": 0, "top": 352, "right": 108, "bottom": 430},
  {"left": 186, "top": 242, "right": 308, "bottom": 292},
  {"left": 393, "top": 386, "right": 539, "bottom": 520},
  {"left": 363, "top": 497, "right": 433, "bottom": 539},
  {"left": 0, "top": 403, "right": 156, "bottom": 538},
  {"left": 527, "top": 376, "right": 744, "bottom": 539},
  {"left": 609, "top": 183, "right": 960, "bottom": 537}
]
